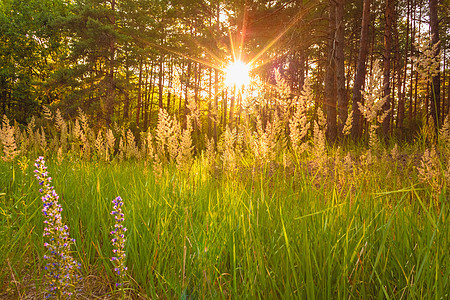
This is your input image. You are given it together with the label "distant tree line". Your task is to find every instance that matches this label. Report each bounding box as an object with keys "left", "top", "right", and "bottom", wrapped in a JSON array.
[{"left": 0, "top": 0, "right": 449, "bottom": 142}]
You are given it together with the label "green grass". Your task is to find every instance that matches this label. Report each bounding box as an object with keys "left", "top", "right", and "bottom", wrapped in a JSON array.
[{"left": 0, "top": 153, "right": 449, "bottom": 299}]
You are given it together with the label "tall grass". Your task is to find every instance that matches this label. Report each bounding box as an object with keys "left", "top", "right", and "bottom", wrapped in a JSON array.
[{"left": 1, "top": 150, "right": 448, "bottom": 298}]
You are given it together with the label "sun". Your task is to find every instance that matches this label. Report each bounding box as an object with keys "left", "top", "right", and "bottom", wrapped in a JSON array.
[{"left": 224, "top": 60, "right": 251, "bottom": 89}]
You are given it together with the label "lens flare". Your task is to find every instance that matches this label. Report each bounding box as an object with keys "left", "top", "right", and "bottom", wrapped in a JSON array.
[{"left": 224, "top": 60, "right": 251, "bottom": 88}]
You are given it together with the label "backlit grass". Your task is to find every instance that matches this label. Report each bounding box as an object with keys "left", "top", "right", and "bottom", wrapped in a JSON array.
[{"left": 0, "top": 151, "right": 448, "bottom": 298}]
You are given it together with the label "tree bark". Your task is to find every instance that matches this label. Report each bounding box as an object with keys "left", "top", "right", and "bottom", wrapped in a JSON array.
[
  {"left": 325, "top": 0, "right": 337, "bottom": 142},
  {"left": 335, "top": 0, "right": 347, "bottom": 137},
  {"left": 351, "top": 0, "right": 371, "bottom": 140},
  {"left": 382, "top": 0, "right": 393, "bottom": 137},
  {"left": 105, "top": 0, "right": 116, "bottom": 125},
  {"left": 135, "top": 58, "right": 143, "bottom": 127},
  {"left": 429, "top": 0, "right": 440, "bottom": 131},
  {"left": 158, "top": 55, "right": 164, "bottom": 109}
]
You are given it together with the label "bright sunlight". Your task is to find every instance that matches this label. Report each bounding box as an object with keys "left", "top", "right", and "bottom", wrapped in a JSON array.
[{"left": 224, "top": 60, "right": 251, "bottom": 88}]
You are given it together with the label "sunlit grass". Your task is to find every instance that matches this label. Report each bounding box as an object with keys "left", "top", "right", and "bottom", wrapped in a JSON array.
[{"left": 0, "top": 151, "right": 448, "bottom": 298}]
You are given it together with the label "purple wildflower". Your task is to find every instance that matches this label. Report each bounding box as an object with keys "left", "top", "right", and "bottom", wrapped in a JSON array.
[
  {"left": 34, "top": 156, "right": 81, "bottom": 299},
  {"left": 110, "top": 196, "right": 127, "bottom": 289}
]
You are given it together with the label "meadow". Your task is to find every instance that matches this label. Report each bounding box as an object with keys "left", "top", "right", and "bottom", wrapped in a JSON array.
[{"left": 0, "top": 104, "right": 449, "bottom": 299}]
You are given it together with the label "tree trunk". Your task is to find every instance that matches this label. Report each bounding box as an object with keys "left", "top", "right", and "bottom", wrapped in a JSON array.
[
  {"left": 351, "top": 0, "right": 371, "bottom": 140},
  {"left": 382, "top": 0, "right": 393, "bottom": 137},
  {"left": 325, "top": 0, "right": 337, "bottom": 142},
  {"left": 429, "top": 0, "right": 440, "bottom": 131},
  {"left": 135, "top": 58, "right": 143, "bottom": 127},
  {"left": 158, "top": 55, "right": 164, "bottom": 109},
  {"left": 335, "top": 0, "right": 346, "bottom": 137},
  {"left": 105, "top": 0, "right": 116, "bottom": 125},
  {"left": 167, "top": 60, "right": 172, "bottom": 115},
  {"left": 399, "top": 0, "right": 410, "bottom": 132}
]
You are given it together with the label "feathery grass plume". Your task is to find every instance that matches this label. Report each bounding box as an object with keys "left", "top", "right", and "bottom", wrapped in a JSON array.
[
  {"left": 186, "top": 92, "right": 201, "bottom": 130},
  {"left": 72, "top": 120, "right": 86, "bottom": 157},
  {"left": 438, "top": 114, "right": 449, "bottom": 146},
  {"left": 176, "top": 116, "right": 194, "bottom": 172},
  {"left": 105, "top": 128, "right": 116, "bottom": 161},
  {"left": 368, "top": 125, "right": 380, "bottom": 150},
  {"left": 171, "top": 70, "right": 183, "bottom": 96},
  {"left": 359, "top": 149, "right": 374, "bottom": 174},
  {"left": 141, "top": 131, "right": 154, "bottom": 162},
  {"left": 43, "top": 106, "right": 53, "bottom": 121},
  {"left": 155, "top": 108, "right": 173, "bottom": 161},
  {"left": 271, "top": 114, "right": 287, "bottom": 153},
  {"left": 221, "top": 126, "right": 237, "bottom": 174},
  {"left": 13, "top": 120, "right": 23, "bottom": 146},
  {"left": 13, "top": 121, "right": 28, "bottom": 155},
  {"left": 38, "top": 127, "right": 48, "bottom": 153},
  {"left": 289, "top": 79, "right": 311, "bottom": 154},
  {"left": 205, "top": 134, "right": 217, "bottom": 170},
  {"left": 445, "top": 158, "right": 450, "bottom": 188},
  {"left": 75, "top": 108, "right": 93, "bottom": 158},
  {"left": 411, "top": 36, "right": 441, "bottom": 82},
  {"left": 34, "top": 156, "right": 81, "bottom": 298},
  {"left": 18, "top": 127, "right": 30, "bottom": 153},
  {"left": 126, "top": 129, "right": 140, "bottom": 160},
  {"left": 73, "top": 120, "right": 82, "bottom": 142},
  {"left": 334, "top": 149, "right": 354, "bottom": 188},
  {"left": 28, "top": 115, "right": 36, "bottom": 136},
  {"left": 417, "top": 147, "right": 444, "bottom": 195},
  {"left": 342, "top": 110, "right": 353, "bottom": 136},
  {"left": 251, "top": 116, "right": 275, "bottom": 163},
  {"left": 118, "top": 136, "right": 125, "bottom": 162},
  {"left": 110, "top": 196, "right": 128, "bottom": 291},
  {"left": 0, "top": 115, "right": 20, "bottom": 161},
  {"left": 55, "top": 109, "right": 68, "bottom": 150},
  {"left": 153, "top": 153, "right": 164, "bottom": 183},
  {"left": 390, "top": 144, "right": 400, "bottom": 161},
  {"left": 274, "top": 69, "right": 293, "bottom": 123},
  {"left": 359, "top": 60, "right": 387, "bottom": 123},
  {"left": 24, "top": 116, "right": 37, "bottom": 151},
  {"left": 57, "top": 147, "right": 64, "bottom": 165},
  {"left": 95, "top": 130, "right": 106, "bottom": 160},
  {"left": 168, "top": 118, "right": 181, "bottom": 162},
  {"left": 358, "top": 60, "right": 389, "bottom": 149},
  {"left": 77, "top": 108, "right": 89, "bottom": 135},
  {"left": 275, "top": 69, "right": 291, "bottom": 99}
]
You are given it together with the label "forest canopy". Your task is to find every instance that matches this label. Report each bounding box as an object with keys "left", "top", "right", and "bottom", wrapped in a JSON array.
[{"left": 0, "top": 0, "right": 449, "bottom": 142}]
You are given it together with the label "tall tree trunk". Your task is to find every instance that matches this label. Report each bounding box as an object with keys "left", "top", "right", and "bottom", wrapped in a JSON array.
[
  {"left": 123, "top": 48, "right": 131, "bottom": 122},
  {"left": 214, "top": 1, "right": 220, "bottom": 141},
  {"left": 351, "top": 0, "right": 371, "bottom": 140},
  {"left": 429, "top": 0, "right": 440, "bottom": 131},
  {"left": 158, "top": 55, "right": 164, "bottom": 109},
  {"left": 135, "top": 58, "right": 143, "bottom": 127},
  {"left": 214, "top": 69, "right": 218, "bottom": 142},
  {"left": 399, "top": 0, "right": 410, "bottom": 132},
  {"left": 144, "top": 62, "right": 154, "bottom": 129},
  {"left": 409, "top": 0, "right": 416, "bottom": 123},
  {"left": 335, "top": 0, "right": 346, "bottom": 137},
  {"left": 105, "top": 0, "right": 116, "bottom": 125},
  {"left": 382, "top": 0, "right": 393, "bottom": 137},
  {"left": 167, "top": 60, "right": 172, "bottom": 115},
  {"left": 325, "top": 0, "right": 337, "bottom": 142}
]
